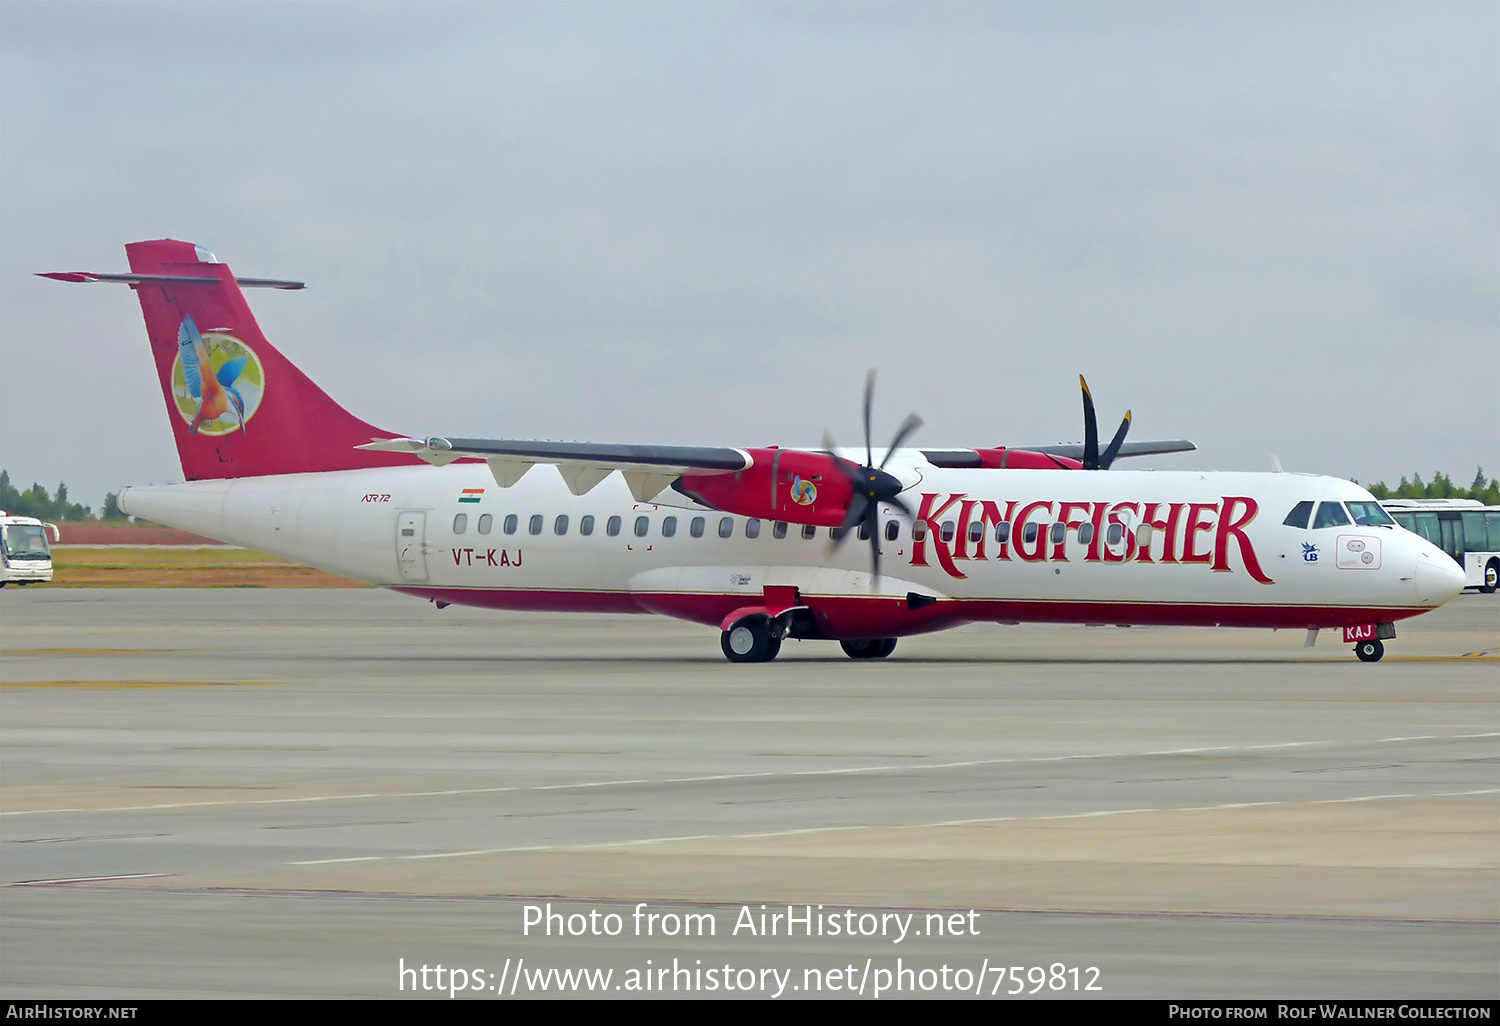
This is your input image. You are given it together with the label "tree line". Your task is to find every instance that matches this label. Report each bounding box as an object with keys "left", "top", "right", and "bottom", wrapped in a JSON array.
[
  {"left": 0, "top": 471, "right": 123, "bottom": 521},
  {"left": 1363, "top": 468, "right": 1499, "bottom": 505}
]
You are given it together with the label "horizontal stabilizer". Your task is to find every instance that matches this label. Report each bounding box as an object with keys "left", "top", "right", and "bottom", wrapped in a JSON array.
[{"left": 38, "top": 271, "right": 305, "bottom": 289}]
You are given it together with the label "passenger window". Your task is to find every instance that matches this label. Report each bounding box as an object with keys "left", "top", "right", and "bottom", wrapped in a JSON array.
[
  {"left": 1282, "top": 501, "right": 1314, "bottom": 529},
  {"left": 830, "top": 527, "right": 847, "bottom": 541},
  {"left": 453, "top": 513, "right": 468, "bottom": 534},
  {"left": 662, "top": 516, "right": 677, "bottom": 538},
  {"left": 856, "top": 523, "right": 869, "bottom": 541},
  {"left": 1312, "top": 502, "right": 1351, "bottom": 529},
  {"left": 885, "top": 521, "right": 899, "bottom": 542},
  {"left": 773, "top": 521, "right": 788, "bottom": 539},
  {"left": 1106, "top": 522, "right": 1124, "bottom": 546},
  {"left": 1050, "top": 522, "right": 1065, "bottom": 545},
  {"left": 606, "top": 516, "right": 621, "bottom": 537},
  {"left": 995, "top": 523, "right": 1011, "bottom": 543},
  {"left": 1136, "top": 524, "right": 1153, "bottom": 547},
  {"left": 941, "top": 521, "right": 955, "bottom": 543},
  {"left": 504, "top": 514, "right": 518, "bottom": 535},
  {"left": 1023, "top": 523, "right": 1039, "bottom": 545},
  {"left": 802, "top": 524, "right": 817, "bottom": 540},
  {"left": 477, "top": 513, "right": 492, "bottom": 535},
  {"left": 719, "top": 517, "right": 734, "bottom": 539},
  {"left": 529, "top": 515, "right": 543, "bottom": 535},
  {"left": 691, "top": 517, "right": 705, "bottom": 538},
  {"left": 580, "top": 515, "right": 595, "bottom": 536},
  {"left": 912, "top": 521, "right": 927, "bottom": 541},
  {"left": 1077, "top": 523, "right": 1094, "bottom": 545},
  {"left": 1346, "top": 501, "right": 1394, "bottom": 527},
  {"left": 746, "top": 519, "right": 761, "bottom": 539},
  {"left": 554, "top": 515, "right": 569, "bottom": 535},
  {"left": 967, "top": 521, "right": 983, "bottom": 544},
  {"left": 634, "top": 516, "right": 650, "bottom": 537}
]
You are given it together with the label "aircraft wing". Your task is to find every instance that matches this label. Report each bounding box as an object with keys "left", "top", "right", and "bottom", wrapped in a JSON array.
[
  {"left": 357, "top": 436, "right": 749, "bottom": 502},
  {"left": 359, "top": 433, "right": 1196, "bottom": 502},
  {"left": 920, "top": 438, "right": 1196, "bottom": 467}
]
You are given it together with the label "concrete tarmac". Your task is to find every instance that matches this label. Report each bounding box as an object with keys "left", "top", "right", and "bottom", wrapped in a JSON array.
[{"left": 2, "top": 588, "right": 1496, "bottom": 999}]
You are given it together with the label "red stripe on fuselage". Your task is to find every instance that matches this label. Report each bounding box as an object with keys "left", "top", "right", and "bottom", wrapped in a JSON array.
[{"left": 395, "top": 586, "right": 1427, "bottom": 636}]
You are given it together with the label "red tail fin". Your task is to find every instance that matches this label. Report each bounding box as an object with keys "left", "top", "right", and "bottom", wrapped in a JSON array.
[{"left": 119, "top": 239, "right": 411, "bottom": 480}]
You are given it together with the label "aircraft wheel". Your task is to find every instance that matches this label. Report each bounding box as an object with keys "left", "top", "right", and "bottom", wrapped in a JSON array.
[
  {"left": 1482, "top": 559, "right": 1498, "bottom": 594},
  {"left": 1355, "top": 639, "right": 1384, "bottom": 663},
  {"left": 840, "top": 638, "right": 894, "bottom": 660},
  {"left": 722, "top": 620, "right": 773, "bottom": 663}
]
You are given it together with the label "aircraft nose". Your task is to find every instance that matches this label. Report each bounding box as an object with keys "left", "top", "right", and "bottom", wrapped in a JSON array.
[{"left": 1414, "top": 549, "right": 1465, "bottom": 606}]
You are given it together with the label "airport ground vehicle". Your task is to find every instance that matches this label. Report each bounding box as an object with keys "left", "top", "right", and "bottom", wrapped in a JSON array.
[
  {"left": 1380, "top": 499, "right": 1500, "bottom": 593},
  {"left": 41, "top": 240, "right": 1468, "bottom": 662},
  {"left": 0, "top": 513, "right": 58, "bottom": 585}
]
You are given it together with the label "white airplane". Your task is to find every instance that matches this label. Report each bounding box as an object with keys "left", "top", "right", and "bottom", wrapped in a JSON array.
[{"left": 41, "top": 240, "right": 1466, "bottom": 663}]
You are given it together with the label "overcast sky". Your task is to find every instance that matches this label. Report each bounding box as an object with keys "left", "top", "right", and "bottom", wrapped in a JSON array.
[{"left": 2, "top": 2, "right": 1495, "bottom": 509}]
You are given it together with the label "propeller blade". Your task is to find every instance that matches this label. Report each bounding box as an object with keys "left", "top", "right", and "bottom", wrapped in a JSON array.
[
  {"left": 1080, "top": 375, "right": 1099, "bottom": 470},
  {"left": 864, "top": 501, "right": 882, "bottom": 581},
  {"left": 839, "top": 494, "right": 868, "bottom": 533},
  {"left": 828, "top": 494, "right": 868, "bottom": 555},
  {"left": 878, "top": 413, "right": 924, "bottom": 470},
  {"left": 770, "top": 448, "right": 783, "bottom": 511},
  {"left": 885, "top": 494, "right": 913, "bottom": 519},
  {"left": 863, "top": 369, "right": 876, "bottom": 470},
  {"left": 1099, "top": 411, "right": 1132, "bottom": 469}
]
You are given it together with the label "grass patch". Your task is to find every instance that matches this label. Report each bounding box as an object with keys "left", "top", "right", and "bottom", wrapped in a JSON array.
[{"left": 44, "top": 547, "right": 369, "bottom": 588}]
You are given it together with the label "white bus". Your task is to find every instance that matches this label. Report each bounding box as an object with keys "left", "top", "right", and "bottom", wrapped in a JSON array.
[
  {"left": 1380, "top": 499, "right": 1499, "bottom": 594},
  {"left": 0, "top": 512, "right": 59, "bottom": 586}
]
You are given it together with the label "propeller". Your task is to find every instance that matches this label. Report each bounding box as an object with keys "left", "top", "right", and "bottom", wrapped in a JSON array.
[
  {"left": 825, "top": 370, "right": 922, "bottom": 579},
  {"left": 1079, "top": 375, "right": 1131, "bottom": 470}
]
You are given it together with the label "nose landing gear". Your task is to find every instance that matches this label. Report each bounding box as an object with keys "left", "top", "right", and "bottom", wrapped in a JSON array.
[{"left": 1355, "top": 639, "right": 1384, "bottom": 663}]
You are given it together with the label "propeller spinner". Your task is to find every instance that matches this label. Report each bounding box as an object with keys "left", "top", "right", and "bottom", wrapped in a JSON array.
[{"left": 826, "top": 370, "right": 922, "bottom": 579}]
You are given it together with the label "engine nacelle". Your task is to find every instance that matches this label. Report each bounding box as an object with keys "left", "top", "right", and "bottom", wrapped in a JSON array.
[
  {"left": 677, "top": 448, "right": 855, "bottom": 527},
  {"left": 976, "top": 447, "right": 1083, "bottom": 470}
]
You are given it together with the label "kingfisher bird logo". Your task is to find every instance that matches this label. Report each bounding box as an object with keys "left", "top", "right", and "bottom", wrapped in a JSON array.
[
  {"left": 170, "top": 315, "right": 265, "bottom": 435},
  {"left": 790, "top": 476, "right": 817, "bottom": 505}
]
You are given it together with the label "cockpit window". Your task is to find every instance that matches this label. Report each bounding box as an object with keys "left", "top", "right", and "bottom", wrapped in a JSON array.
[
  {"left": 1282, "top": 501, "right": 1313, "bottom": 529},
  {"left": 1345, "top": 501, "right": 1394, "bottom": 527},
  {"left": 1311, "top": 502, "right": 1352, "bottom": 529}
]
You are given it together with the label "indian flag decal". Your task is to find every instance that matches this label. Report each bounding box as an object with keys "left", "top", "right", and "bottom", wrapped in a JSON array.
[{"left": 458, "top": 488, "right": 485, "bottom": 504}]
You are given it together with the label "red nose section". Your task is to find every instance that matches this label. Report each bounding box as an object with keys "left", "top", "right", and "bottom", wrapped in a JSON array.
[{"left": 124, "top": 240, "right": 414, "bottom": 480}]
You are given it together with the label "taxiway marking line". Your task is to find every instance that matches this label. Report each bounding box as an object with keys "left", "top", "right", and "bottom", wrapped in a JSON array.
[
  {"left": 4, "top": 732, "right": 1495, "bottom": 818},
  {"left": 284, "top": 788, "right": 1500, "bottom": 865}
]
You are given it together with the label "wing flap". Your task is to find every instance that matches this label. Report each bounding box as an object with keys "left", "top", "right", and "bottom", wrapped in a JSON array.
[{"left": 356, "top": 436, "right": 750, "bottom": 496}]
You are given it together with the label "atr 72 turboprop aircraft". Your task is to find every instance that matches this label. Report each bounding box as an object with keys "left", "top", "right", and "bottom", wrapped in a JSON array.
[{"left": 42, "top": 240, "right": 1466, "bottom": 663}]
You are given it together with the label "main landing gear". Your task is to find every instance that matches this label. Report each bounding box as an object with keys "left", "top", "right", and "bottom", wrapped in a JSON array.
[
  {"left": 1354, "top": 639, "right": 1384, "bottom": 663},
  {"left": 840, "top": 638, "right": 897, "bottom": 659},
  {"left": 721, "top": 619, "right": 782, "bottom": 663},
  {"left": 719, "top": 619, "right": 900, "bottom": 663}
]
